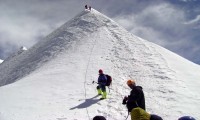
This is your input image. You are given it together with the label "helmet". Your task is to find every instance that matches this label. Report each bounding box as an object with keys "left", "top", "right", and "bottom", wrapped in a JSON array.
[
  {"left": 127, "top": 80, "right": 135, "bottom": 86},
  {"left": 178, "top": 116, "right": 196, "bottom": 120},
  {"left": 99, "top": 69, "right": 103, "bottom": 74},
  {"left": 93, "top": 116, "right": 106, "bottom": 120}
]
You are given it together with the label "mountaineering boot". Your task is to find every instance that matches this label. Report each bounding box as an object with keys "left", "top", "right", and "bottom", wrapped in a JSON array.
[
  {"left": 100, "top": 91, "right": 107, "bottom": 99},
  {"left": 97, "top": 88, "right": 102, "bottom": 95}
]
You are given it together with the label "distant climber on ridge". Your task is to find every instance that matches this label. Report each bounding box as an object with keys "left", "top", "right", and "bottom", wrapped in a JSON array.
[
  {"left": 85, "top": 5, "right": 91, "bottom": 11},
  {"left": 122, "top": 80, "right": 146, "bottom": 112},
  {"left": 85, "top": 5, "right": 88, "bottom": 9}
]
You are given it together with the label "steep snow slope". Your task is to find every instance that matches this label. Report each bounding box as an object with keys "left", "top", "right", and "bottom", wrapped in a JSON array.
[
  {"left": 4, "top": 46, "right": 27, "bottom": 62},
  {"left": 0, "top": 46, "right": 28, "bottom": 86},
  {"left": 0, "top": 9, "right": 200, "bottom": 120}
]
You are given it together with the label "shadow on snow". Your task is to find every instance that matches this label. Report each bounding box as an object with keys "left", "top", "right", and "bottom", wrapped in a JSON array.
[{"left": 70, "top": 95, "right": 100, "bottom": 110}]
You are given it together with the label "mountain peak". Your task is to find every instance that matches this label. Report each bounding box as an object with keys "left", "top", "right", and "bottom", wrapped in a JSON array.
[
  {"left": 0, "top": 9, "right": 122, "bottom": 86},
  {"left": 0, "top": 8, "right": 200, "bottom": 120}
]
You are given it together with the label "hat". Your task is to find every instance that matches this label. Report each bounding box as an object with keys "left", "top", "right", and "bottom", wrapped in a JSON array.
[
  {"left": 93, "top": 116, "right": 106, "bottom": 120},
  {"left": 178, "top": 116, "right": 196, "bottom": 120},
  {"left": 99, "top": 69, "right": 103, "bottom": 74},
  {"left": 127, "top": 80, "right": 135, "bottom": 86}
]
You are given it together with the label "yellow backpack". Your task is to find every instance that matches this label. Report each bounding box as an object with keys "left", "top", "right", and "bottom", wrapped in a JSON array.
[{"left": 130, "top": 107, "right": 151, "bottom": 120}]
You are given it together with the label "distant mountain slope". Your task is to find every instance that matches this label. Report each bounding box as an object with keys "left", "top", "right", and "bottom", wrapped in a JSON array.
[
  {"left": 0, "top": 46, "right": 28, "bottom": 86},
  {"left": 0, "top": 9, "right": 199, "bottom": 120},
  {"left": 4, "top": 46, "right": 27, "bottom": 62}
]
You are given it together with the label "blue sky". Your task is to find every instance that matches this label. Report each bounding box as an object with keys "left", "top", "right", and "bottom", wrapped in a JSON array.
[{"left": 0, "top": 0, "right": 200, "bottom": 64}]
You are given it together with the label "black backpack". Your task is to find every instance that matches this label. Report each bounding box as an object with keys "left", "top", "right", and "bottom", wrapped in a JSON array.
[{"left": 105, "top": 75, "right": 112, "bottom": 86}]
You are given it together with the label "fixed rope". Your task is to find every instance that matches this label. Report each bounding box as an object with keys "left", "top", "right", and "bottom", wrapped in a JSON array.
[
  {"left": 83, "top": 13, "right": 101, "bottom": 120},
  {"left": 84, "top": 34, "right": 98, "bottom": 120}
]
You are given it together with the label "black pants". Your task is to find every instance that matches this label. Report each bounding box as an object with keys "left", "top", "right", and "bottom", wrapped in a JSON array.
[{"left": 97, "top": 84, "right": 106, "bottom": 92}]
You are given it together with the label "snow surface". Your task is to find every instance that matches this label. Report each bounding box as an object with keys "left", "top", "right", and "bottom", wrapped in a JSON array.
[
  {"left": 0, "top": 9, "right": 200, "bottom": 120},
  {"left": 0, "top": 59, "right": 3, "bottom": 64}
]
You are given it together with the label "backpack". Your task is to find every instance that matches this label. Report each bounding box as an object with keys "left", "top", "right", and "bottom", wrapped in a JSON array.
[{"left": 105, "top": 75, "right": 112, "bottom": 86}]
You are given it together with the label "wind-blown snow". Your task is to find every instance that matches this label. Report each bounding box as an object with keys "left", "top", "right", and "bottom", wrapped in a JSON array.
[
  {"left": 0, "top": 9, "right": 199, "bottom": 120},
  {"left": 4, "top": 46, "right": 27, "bottom": 62},
  {"left": 0, "top": 59, "right": 3, "bottom": 64}
]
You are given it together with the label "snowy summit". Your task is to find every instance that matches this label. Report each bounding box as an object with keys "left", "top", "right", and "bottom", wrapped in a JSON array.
[{"left": 0, "top": 9, "right": 200, "bottom": 120}]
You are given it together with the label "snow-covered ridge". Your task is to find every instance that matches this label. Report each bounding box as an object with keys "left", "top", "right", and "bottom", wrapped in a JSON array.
[
  {"left": 4, "top": 46, "right": 27, "bottom": 62},
  {"left": 0, "top": 9, "right": 199, "bottom": 120},
  {"left": 0, "top": 59, "right": 3, "bottom": 64},
  {"left": 0, "top": 9, "right": 124, "bottom": 87}
]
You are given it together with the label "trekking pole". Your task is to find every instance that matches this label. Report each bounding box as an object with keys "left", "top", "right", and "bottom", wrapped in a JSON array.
[
  {"left": 125, "top": 112, "right": 129, "bottom": 120},
  {"left": 108, "top": 82, "right": 112, "bottom": 93}
]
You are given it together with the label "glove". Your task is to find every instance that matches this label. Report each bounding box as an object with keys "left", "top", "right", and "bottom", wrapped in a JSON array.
[{"left": 122, "top": 96, "right": 128, "bottom": 105}]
